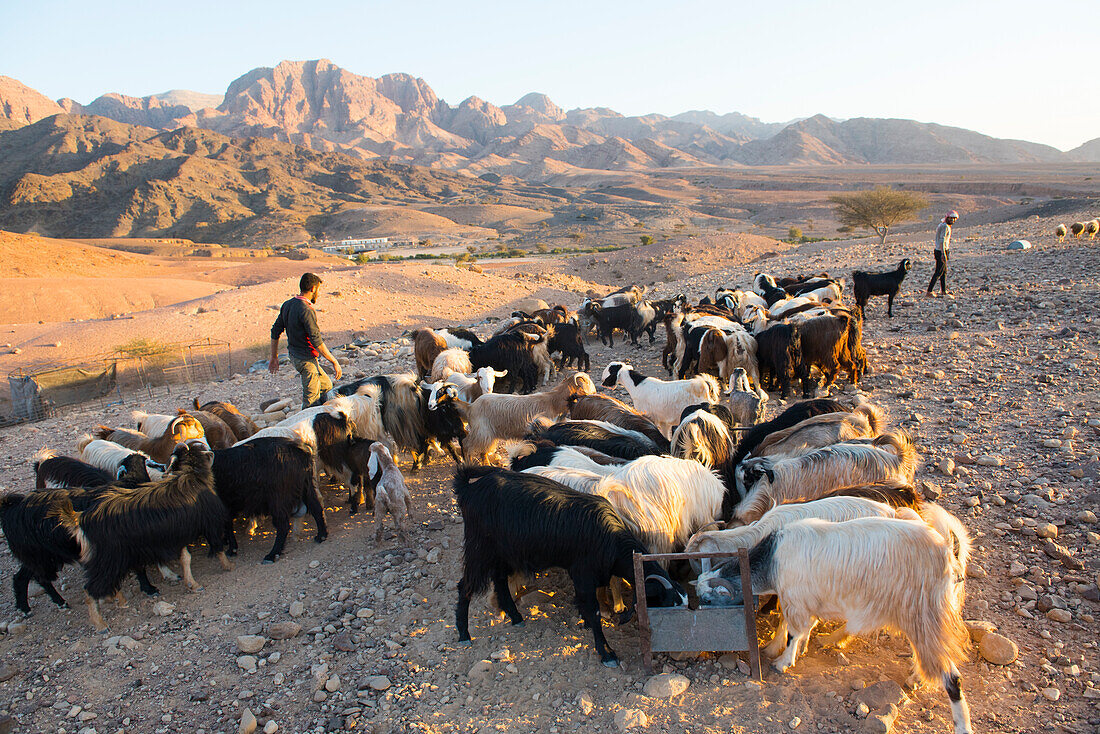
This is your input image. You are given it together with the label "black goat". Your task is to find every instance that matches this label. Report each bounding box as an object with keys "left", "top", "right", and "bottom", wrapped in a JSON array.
[
  {"left": 63, "top": 442, "right": 231, "bottom": 631},
  {"left": 853, "top": 259, "right": 911, "bottom": 318},
  {"left": 211, "top": 437, "right": 326, "bottom": 563},
  {"left": 453, "top": 466, "right": 686, "bottom": 667},
  {"left": 421, "top": 382, "right": 467, "bottom": 464},
  {"left": 435, "top": 327, "right": 483, "bottom": 350},
  {"left": 469, "top": 331, "right": 542, "bottom": 394},
  {"left": 508, "top": 440, "right": 628, "bottom": 472},
  {"left": 347, "top": 438, "right": 383, "bottom": 515},
  {"left": 754, "top": 322, "right": 803, "bottom": 398},
  {"left": 754, "top": 273, "right": 788, "bottom": 306},
  {"left": 527, "top": 419, "right": 664, "bottom": 460},
  {"left": 34, "top": 449, "right": 113, "bottom": 489},
  {"left": 547, "top": 322, "right": 589, "bottom": 372}
]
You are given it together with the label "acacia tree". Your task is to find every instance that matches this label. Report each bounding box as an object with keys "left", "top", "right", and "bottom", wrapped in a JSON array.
[{"left": 828, "top": 187, "right": 928, "bottom": 243}]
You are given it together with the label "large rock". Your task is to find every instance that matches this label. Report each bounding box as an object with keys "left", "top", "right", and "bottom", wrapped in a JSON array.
[
  {"left": 267, "top": 622, "right": 301, "bottom": 640},
  {"left": 239, "top": 708, "right": 258, "bottom": 734},
  {"left": 643, "top": 673, "right": 689, "bottom": 698},
  {"left": 978, "top": 633, "right": 1018, "bottom": 665},
  {"left": 965, "top": 620, "right": 996, "bottom": 643},
  {"left": 614, "top": 708, "right": 649, "bottom": 731},
  {"left": 862, "top": 704, "right": 899, "bottom": 733},
  {"left": 237, "top": 635, "right": 266, "bottom": 654},
  {"left": 853, "top": 680, "right": 907, "bottom": 711}
]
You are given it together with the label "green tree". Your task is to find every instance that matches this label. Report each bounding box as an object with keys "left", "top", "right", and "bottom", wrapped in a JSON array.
[
  {"left": 787, "top": 227, "right": 803, "bottom": 242},
  {"left": 639, "top": 235, "right": 654, "bottom": 246},
  {"left": 828, "top": 187, "right": 929, "bottom": 244}
]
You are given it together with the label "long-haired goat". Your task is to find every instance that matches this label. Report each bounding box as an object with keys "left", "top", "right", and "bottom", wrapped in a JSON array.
[
  {"left": 509, "top": 441, "right": 627, "bottom": 473},
  {"left": 34, "top": 448, "right": 113, "bottom": 489},
  {"left": 210, "top": 437, "right": 325, "bottom": 563},
  {"left": 527, "top": 418, "right": 664, "bottom": 461},
  {"left": 435, "top": 327, "right": 483, "bottom": 351},
  {"left": 750, "top": 403, "right": 883, "bottom": 459},
  {"left": 670, "top": 405, "right": 734, "bottom": 469},
  {"left": 754, "top": 323, "right": 802, "bottom": 398},
  {"left": 453, "top": 466, "right": 685, "bottom": 667},
  {"left": 430, "top": 348, "right": 473, "bottom": 382},
  {"left": 602, "top": 362, "right": 719, "bottom": 438},
  {"left": 469, "top": 330, "right": 544, "bottom": 394},
  {"left": 462, "top": 373, "right": 596, "bottom": 464},
  {"left": 60, "top": 442, "right": 232, "bottom": 631},
  {"left": 734, "top": 432, "right": 918, "bottom": 522},
  {"left": 94, "top": 414, "right": 205, "bottom": 463},
  {"left": 569, "top": 393, "right": 669, "bottom": 452},
  {"left": 193, "top": 399, "right": 259, "bottom": 442},
  {"left": 411, "top": 328, "right": 448, "bottom": 379},
  {"left": 696, "top": 518, "right": 973, "bottom": 734},
  {"left": 1054, "top": 224, "right": 1067, "bottom": 242},
  {"left": 77, "top": 437, "right": 166, "bottom": 480}
]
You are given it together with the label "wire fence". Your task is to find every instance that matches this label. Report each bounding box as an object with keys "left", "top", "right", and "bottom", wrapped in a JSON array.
[{"left": 4, "top": 339, "right": 233, "bottom": 426}]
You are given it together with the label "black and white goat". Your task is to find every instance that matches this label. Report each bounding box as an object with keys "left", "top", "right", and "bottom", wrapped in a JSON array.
[
  {"left": 34, "top": 449, "right": 113, "bottom": 489},
  {"left": 853, "top": 259, "right": 911, "bottom": 319},
  {"left": 602, "top": 362, "right": 720, "bottom": 438},
  {"left": 469, "top": 330, "right": 545, "bottom": 394},
  {"left": 527, "top": 419, "right": 664, "bottom": 461},
  {"left": 453, "top": 466, "right": 686, "bottom": 667}
]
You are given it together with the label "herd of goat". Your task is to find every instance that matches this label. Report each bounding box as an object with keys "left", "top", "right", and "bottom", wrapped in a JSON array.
[{"left": 1, "top": 265, "right": 976, "bottom": 733}]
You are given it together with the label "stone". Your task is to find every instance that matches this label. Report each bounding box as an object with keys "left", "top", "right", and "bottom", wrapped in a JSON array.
[
  {"left": 862, "top": 704, "right": 899, "bottom": 734},
  {"left": 237, "top": 655, "right": 258, "bottom": 672},
  {"left": 263, "top": 721, "right": 278, "bottom": 734},
  {"left": 853, "top": 680, "right": 907, "bottom": 712},
  {"left": 789, "top": 716, "right": 802, "bottom": 729},
  {"left": 239, "top": 708, "right": 258, "bottom": 734},
  {"left": 643, "top": 673, "right": 689, "bottom": 698},
  {"left": 152, "top": 601, "right": 175, "bottom": 616},
  {"left": 288, "top": 601, "right": 305, "bottom": 618},
  {"left": 1036, "top": 523, "right": 1058, "bottom": 539},
  {"left": 424, "top": 548, "right": 441, "bottom": 563},
  {"left": 979, "top": 633, "right": 1018, "bottom": 665},
  {"left": 332, "top": 631, "right": 356, "bottom": 652},
  {"left": 1009, "top": 561, "right": 1028, "bottom": 577},
  {"left": 267, "top": 622, "right": 301, "bottom": 640},
  {"left": 614, "top": 708, "right": 648, "bottom": 731},
  {"left": 936, "top": 458, "right": 956, "bottom": 476},
  {"left": 965, "top": 620, "right": 996, "bottom": 643},
  {"left": 367, "top": 675, "right": 391, "bottom": 691},
  {"left": 1007, "top": 240, "right": 1031, "bottom": 250},
  {"left": 1041, "top": 687, "right": 1060, "bottom": 702},
  {"left": 5, "top": 622, "right": 26, "bottom": 636},
  {"left": 0, "top": 663, "right": 19, "bottom": 682},
  {"left": 324, "top": 674, "right": 340, "bottom": 692},
  {"left": 1042, "top": 439, "right": 1062, "bottom": 449},
  {"left": 468, "top": 660, "right": 493, "bottom": 681},
  {"left": 1037, "top": 594, "right": 1066, "bottom": 613},
  {"left": 1077, "top": 510, "right": 1097, "bottom": 524},
  {"left": 312, "top": 690, "right": 327, "bottom": 703},
  {"left": 577, "top": 690, "right": 595, "bottom": 715},
  {"left": 1045, "top": 608, "right": 1072, "bottom": 623},
  {"left": 237, "top": 635, "right": 266, "bottom": 654},
  {"left": 975, "top": 455, "right": 1003, "bottom": 467}
]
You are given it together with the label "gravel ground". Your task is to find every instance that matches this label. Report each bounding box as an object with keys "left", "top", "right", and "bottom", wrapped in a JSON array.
[{"left": 0, "top": 210, "right": 1097, "bottom": 734}]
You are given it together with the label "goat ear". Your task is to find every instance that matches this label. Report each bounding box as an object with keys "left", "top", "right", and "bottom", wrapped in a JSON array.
[{"left": 763, "top": 467, "right": 775, "bottom": 484}]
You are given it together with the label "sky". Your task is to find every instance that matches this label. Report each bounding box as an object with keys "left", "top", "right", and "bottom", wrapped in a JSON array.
[{"left": 2, "top": 0, "right": 1096, "bottom": 150}]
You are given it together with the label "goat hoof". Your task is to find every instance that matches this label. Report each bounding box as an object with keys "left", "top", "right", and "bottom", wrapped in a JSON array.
[
  {"left": 19, "top": 609, "right": 32, "bottom": 618},
  {"left": 510, "top": 620, "right": 525, "bottom": 628},
  {"left": 261, "top": 558, "right": 276, "bottom": 565},
  {"left": 96, "top": 627, "right": 110, "bottom": 636},
  {"left": 458, "top": 639, "right": 472, "bottom": 647},
  {"left": 226, "top": 549, "right": 238, "bottom": 557},
  {"left": 145, "top": 590, "right": 160, "bottom": 598},
  {"left": 617, "top": 609, "right": 635, "bottom": 625},
  {"left": 602, "top": 658, "right": 620, "bottom": 668},
  {"left": 315, "top": 534, "right": 328, "bottom": 544}
]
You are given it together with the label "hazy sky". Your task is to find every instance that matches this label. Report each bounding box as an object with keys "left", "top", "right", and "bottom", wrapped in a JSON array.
[{"left": 2, "top": 0, "right": 1096, "bottom": 150}]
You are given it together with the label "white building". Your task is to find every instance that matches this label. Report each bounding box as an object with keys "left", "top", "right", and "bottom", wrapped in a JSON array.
[{"left": 319, "top": 237, "right": 390, "bottom": 254}]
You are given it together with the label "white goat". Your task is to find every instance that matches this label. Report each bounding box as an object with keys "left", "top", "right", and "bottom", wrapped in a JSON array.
[
  {"left": 77, "top": 437, "right": 166, "bottom": 479},
  {"left": 428, "top": 366, "right": 507, "bottom": 404},
  {"left": 430, "top": 348, "right": 473, "bottom": 382},
  {"left": 769, "top": 296, "right": 819, "bottom": 319},
  {"left": 327, "top": 386, "right": 385, "bottom": 441},
  {"left": 525, "top": 455, "right": 724, "bottom": 554},
  {"left": 734, "top": 432, "right": 918, "bottom": 522},
  {"left": 695, "top": 517, "right": 973, "bottom": 734},
  {"left": 601, "top": 362, "right": 719, "bottom": 438}
]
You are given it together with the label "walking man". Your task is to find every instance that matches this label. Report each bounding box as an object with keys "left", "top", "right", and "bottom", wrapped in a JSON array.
[
  {"left": 269, "top": 272, "right": 342, "bottom": 408},
  {"left": 926, "top": 210, "right": 958, "bottom": 297}
]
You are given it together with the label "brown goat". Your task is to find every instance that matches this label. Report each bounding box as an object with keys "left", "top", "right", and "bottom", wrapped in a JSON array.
[
  {"left": 94, "top": 414, "right": 205, "bottom": 463},
  {"left": 193, "top": 399, "right": 259, "bottom": 441},
  {"left": 411, "top": 328, "right": 448, "bottom": 380},
  {"left": 179, "top": 409, "right": 235, "bottom": 449}
]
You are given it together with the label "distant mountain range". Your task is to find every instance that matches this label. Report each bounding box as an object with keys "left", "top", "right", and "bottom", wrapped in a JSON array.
[{"left": 2, "top": 60, "right": 1097, "bottom": 176}]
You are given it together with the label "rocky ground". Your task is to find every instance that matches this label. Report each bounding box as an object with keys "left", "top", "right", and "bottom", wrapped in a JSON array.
[{"left": 0, "top": 209, "right": 1097, "bottom": 734}]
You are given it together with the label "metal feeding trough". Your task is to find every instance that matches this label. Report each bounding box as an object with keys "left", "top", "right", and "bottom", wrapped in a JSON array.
[{"left": 632, "top": 548, "right": 762, "bottom": 679}]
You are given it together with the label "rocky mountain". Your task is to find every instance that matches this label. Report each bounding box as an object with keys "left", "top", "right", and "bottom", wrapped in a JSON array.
[
  {"left": 1069, "top": 137, "right": 1100, "bottom": 162},
  {"left": 0, "top": 113, "right": 492, "bottom": 244},
  {"left": 0, "top": 61, "right": 1086, "bottom": 176}
]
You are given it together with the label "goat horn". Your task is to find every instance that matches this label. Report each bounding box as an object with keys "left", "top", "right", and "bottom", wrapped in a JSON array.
[
  {"left": 644, "top": 574, "right": 674, "bottom": 591},
  {"left": 707, "top": 577, "right": 740, "bottom": 597}
]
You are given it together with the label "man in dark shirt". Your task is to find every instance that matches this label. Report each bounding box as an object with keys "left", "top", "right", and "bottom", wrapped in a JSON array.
[{"left": 269, "top": 272, "right": 343, "bottom": 407}]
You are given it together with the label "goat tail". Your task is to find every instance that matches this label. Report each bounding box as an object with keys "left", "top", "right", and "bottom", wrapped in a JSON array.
[
  {"left": 32, "top": 446, "right": 55, "bottom": 469},
  {"left": 48, "top": 499, "right": 90, "bottom": 562},
  {"left": 872, "top": 431, "right": 917, "bottom": 477},
  {"left": 525, "top": 415, "right": 556, "bottom": 437},
  {"left": 192, "top": 397, "right": 203, "bottom": 410},
  {"left": 698, "top": 373, "right": 720, "bottom": 404},
  {"left": 92, "top": 425, "right": 114, "bottom": 441},
  {"left": 852, "top": 401, "right": 885, "bottom": 435},
  {"left": 910, "top": 564, "right": 971, "bottom": 685},
  {"left": 507, "top": 440, "right": 538, "bottom": 461}
]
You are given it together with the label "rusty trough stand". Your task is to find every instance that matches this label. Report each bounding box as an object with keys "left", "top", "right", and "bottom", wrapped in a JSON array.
[{"left": 632, "top": 547, "right": 761, "bottom": 680}]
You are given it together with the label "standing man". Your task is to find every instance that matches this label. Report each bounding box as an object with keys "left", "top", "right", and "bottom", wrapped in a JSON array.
[
  {"left": 270, "top": 272, "right": 342, "bottom": 408},
  {"left": 926, "top": 210, "right": 958, "bottom": 297}
]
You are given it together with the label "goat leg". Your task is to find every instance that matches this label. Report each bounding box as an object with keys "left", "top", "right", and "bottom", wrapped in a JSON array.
[
  {"left": 455, "top": 580, "right": 474, "bottom": 645},
  {"left": 493, "top": 573, "right": 524, "bottom": 627},
  {"left": 265, "top": 515, "right": 291, "bottom": 564},
  {"left": 13, "top": 568, "right": 34, "bottom": 615},
  {"left": 133, "top": 568, "right": 160, "bottom": 597},
  {"left": 216, "top": 551, "right": 234, "bottom": 572},
  {"left": 179, "top": 548, "right": 201, "bottom": 591},
  {"left": 570, "top": 572, "right": 617, "bottom": 667},
  {"left": 85, "top": 595, "right": 108, "bottom": 633}
]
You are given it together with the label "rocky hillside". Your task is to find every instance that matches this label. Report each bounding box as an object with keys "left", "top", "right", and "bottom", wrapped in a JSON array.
[
  {"left": 2, "top": 60, "right": 1090, "bottom": 176},
  {"left": 0, "top": 114, "right": 496, "bottom": 244}
]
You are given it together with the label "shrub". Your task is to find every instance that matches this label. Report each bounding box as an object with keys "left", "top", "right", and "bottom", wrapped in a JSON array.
[
  {"left": 828, "top": 187, "right": 928, "bottom": 243},
  {"left": 640, "top": 235, "right": 654, "bottom": 246},
  {"left": 788, "top": 227, "right": 803, "bottom": 241}
]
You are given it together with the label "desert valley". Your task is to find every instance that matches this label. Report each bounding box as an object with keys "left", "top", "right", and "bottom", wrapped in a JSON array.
[{"left": 0, "top": 54, "right": 1097, "bottom": 734}]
